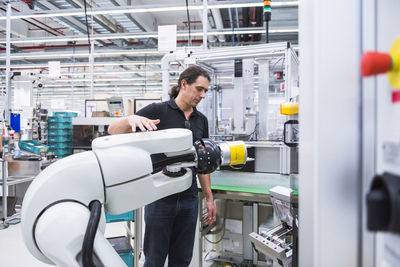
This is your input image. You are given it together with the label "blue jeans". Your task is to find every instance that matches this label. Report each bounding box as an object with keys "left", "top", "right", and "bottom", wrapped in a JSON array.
[{"left": 143, "top": 193, "right": 199, "bottom": 267}]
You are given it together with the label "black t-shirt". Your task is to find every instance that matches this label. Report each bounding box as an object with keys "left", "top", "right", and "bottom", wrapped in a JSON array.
[{"left": 136, "top": 98, "right": 209, "bottom": 197}]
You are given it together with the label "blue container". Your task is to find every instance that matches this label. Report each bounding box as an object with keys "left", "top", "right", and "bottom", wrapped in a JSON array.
[
  {"left": 105, "top": 211, "right": 134, "bottom": 223},
  {"left": 48, "top": 129, "right": 73, "bottom": 136},
  {"left": 48, "top": 123, "right": 73, "bottom": 130},
  {"left": 19, "top": 140, "right": 49, "bottom": 154},
  {"left": 119, "top": 251, "right": 134, "bottom": 267},
  {"left": 48, "top": 142, "right": 72, "bottom": 149},
  {"left": 10, "top": 113, "right": 21, "bottom": 132},
  {"left": 107, "top": 237, "right": 133, "bottom": 267},
  {"left": 52, "top": 148, "right": 72, "bottom": 156},
  {"left": 48, "top": 116, "right": 72, "bottom": 123},
  {"left": 53, "top": 112, "right": 78, "bottom": 117},
  {"left": 48, "top": 136, "right": 72, "bottom": 143}
]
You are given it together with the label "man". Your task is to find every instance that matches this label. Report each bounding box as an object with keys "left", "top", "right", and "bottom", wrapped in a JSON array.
[{"left": 108, "top": 65, "right": 216, "bottom": 267}]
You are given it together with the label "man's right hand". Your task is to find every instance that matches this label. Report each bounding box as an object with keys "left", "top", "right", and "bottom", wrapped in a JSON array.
[{"left": 127, "top": 115, "right": 160, "bottom": 132}]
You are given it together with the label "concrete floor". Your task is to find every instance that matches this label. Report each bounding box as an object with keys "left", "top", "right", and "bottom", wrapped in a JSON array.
[
  {"left": 0, "top": 223, "right": 52, "bottom": 267},
  {"left": 0, "top": 221, "right": 129, "bottom": 267},
  {"left": 0, "top": 216, "right": 202, "bottom": 267}
]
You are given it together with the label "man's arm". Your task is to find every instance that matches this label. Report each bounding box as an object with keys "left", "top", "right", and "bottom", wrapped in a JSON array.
[
  {"left": 108, "top": 115, "right": 160, "bottom": 135},
  {"left": 198, "top": 173, "right": 216, "bottom": 225}
]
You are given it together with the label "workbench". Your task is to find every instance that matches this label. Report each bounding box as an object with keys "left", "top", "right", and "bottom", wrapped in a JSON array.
[{"left": 197, "top": 170, "right": 298, "bottom": 266}]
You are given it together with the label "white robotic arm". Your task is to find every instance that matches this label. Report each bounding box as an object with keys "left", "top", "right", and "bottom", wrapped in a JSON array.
[{"left": 21, "top": 128, "right": 246, "bottom": 267}]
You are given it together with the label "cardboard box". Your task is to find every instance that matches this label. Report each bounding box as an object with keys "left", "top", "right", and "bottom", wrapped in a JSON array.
[{"left": 92, "top": 111, "right": 110, "bottom": 117}]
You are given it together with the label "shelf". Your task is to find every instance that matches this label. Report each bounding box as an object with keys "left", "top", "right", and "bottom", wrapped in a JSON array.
[{"left": 0, "top": 176, "right": 35, "bottom": 186}]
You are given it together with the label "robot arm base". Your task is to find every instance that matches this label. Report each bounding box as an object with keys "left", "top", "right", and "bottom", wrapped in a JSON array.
[{"left": 35, "top": 202, "right": 125, "bottom": 267}]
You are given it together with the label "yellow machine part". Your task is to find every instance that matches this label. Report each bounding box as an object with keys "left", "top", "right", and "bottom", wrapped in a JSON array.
[
  {"left": 229, "top": 144, "right": 246, "bottom": 165},
  {"left": 280, "top": 102, "right": 299, "bottom": 115},
  {"left": 388, "top": 38, "right": 400, "bottom": 89}
]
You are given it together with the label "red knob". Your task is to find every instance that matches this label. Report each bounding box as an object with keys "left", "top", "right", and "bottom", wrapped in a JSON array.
[{"left": 361, "top": 52, "right": 392, "bottom": 77}]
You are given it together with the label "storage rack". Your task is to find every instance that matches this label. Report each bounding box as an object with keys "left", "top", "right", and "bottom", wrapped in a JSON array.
[
  {"left": 48, "top": 112, "right": 77, "bottom": 158},
  {"left": 105, "top": 211, "right": 136, "bottom": 267},
  {"left": 0, "top": 158, "right": 36, "bottom": 228}
]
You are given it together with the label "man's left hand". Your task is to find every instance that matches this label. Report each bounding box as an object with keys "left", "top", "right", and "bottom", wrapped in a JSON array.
[{"left": 203, "top": 198, "right": 216, "bottom": 225}]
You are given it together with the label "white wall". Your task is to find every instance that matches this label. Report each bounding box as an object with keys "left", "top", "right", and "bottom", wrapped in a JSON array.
[{"left": 299, "top": 0, "right": 362, "bottom": 266}]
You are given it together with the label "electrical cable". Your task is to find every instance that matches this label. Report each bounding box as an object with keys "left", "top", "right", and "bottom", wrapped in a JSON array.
[
  {"left": 82, "top": 200, "right": 102, "bottom": 267},
  {"left": 231, "top": 8, "right": 235, "bottom": 46},
  {"left": 251, "top": 7, "right": 256, "bottom": 42},
  {"left": 271, "top": 57, "right": 284, "bottom": 70},
  {"left": 229, "top": 164, "right": 245, "bottom": 170},
  {"left": 204, "top": 253, "right": 241, "bottom": 267},
  {"left": 203, "top": 199, "right": 229, "bottom": 244},
  {"left": 144, "top": 54, "right": 147, "bottom": 93},
  {"left": 185, "top": 0, "right": 191, "bottom": 47},
  {"left": 35, "top": 81, "right": 40, "bottom": 107},
  {"left": 83, "top": 0, "right": 91, "bottom": 53},
  {"left": 203, "top": 250, "right": 214, "bottom": 262},
  {"left": 247, "top": 122, "right": 259, "bottom": 141}
]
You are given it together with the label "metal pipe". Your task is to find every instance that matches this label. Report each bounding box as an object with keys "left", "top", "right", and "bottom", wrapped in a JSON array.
[
  {"left": 258, "top": 60, "right": 270, "bottom": 140},
  {"left": 5, "top": 2, "right": 11, "bottom": 124},
  {"left": 161, "top": 53, "right": 176, "bottom": 101},
  {"left": 194, "top": 0, "right": 216, "bottom": 44},
  {"left": 2, "top": 159, "right": 7, "bottom": 224},
  {"left": 134, "top": 208, "right": 142, "bottom": 267},
  {"left": 89, "top": 6, "right": 94, "bottom": 99},
  {"left": 34, "top": 1, "right": 108, "bottom": 47},
  {"left": 242, "top": 7, "right": 250, "bottom": 42},
  {"left": 228, "top": 8, "right": 234, "bottom": 46},
  {"left": 211, "top": 9, "right": 226, "bottom": 42},
  {"left": 0, "top": 27, "right": 298, "bottom": 44},
  {"left": 202, "top": 0, "right": 208, "bottom": 49},
  {"left": 2, "top": 44, "right": 91, "bottom": 50},
  {"left": 7, "top": 5, "right": 65, "bottom": 36},
  {"left": 235, "top": 8, "right": 240, "bottom": 29}
]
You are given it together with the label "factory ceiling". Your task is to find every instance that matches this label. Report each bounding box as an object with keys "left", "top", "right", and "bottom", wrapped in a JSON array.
[{"left": 0, "top": 0, "right": 298, "bottom": 107}]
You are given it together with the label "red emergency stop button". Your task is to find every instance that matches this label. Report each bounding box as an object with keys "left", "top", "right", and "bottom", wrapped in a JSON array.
[{"left": 361, "top": 52, "right": 392, "bottom": 77}]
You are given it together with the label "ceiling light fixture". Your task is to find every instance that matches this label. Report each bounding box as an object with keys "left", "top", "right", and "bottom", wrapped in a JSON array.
[
  {"left": 0, "top": 1, "right": 298, "bottom": 20},
  {"left": 0, "top": 28, "right": 298, "bottom": 45},
  {"left": 0, "top": 61, "right": 162, "bottom": 69},
  {"left": 0, "top": 50, "right": 167, "bottom": 59}
]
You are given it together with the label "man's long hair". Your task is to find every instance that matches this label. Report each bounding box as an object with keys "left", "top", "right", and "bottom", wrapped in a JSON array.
[{"left": 169, "top": 65, "right": 211, "bottom": 98}]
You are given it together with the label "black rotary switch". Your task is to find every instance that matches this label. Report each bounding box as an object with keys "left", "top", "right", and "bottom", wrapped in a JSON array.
[{"left": 366, "top": 173, "right": 400, "bottom": 233}]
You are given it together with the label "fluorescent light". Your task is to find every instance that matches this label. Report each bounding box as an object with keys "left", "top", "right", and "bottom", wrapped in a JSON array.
[
  {"left": 0, "top": 1, "right": 299, "bottom": 20},
  {"left": 0, "top": 28, "right": 298, "bottom": 45},
  {"left": 61, "top": 70, "right": 179, "bottom": 76},
  {"left": 39, "top": 84, "right": 164, "bottom": 89},
  {"left": 0, "top": 50, "right": 167, "bottom": 60},
  {"left": 95, "top": 33, "right": 158, "bottom": 41},
  {"left": 34, "top": 89, "right": 163, "bottom": 95},
  {"left": 3, "top": 6, "right": 202, "bottom": 20},
  {"left": 96, "top": 50, "right": 163, "bottom": 56},
  {"left": 3, "top": 32, "right": 158, "bottom": 44},
  {"left": 208, "top": 3, "right": 261, "bottom": 9},
  {"left": 209, "top": 1, "right": 298, "bottom": 8},
  {"left": 1, "top": 61, "right": 162, "bottom": 69},
  {"left": 53, "top": 81, "right": 166, "bottom": 85},
  {"left": 204, "top": 29, "right": 299, "bottom": 36},
  {"left": 8, "top": 37, "right": 88, "bottom": 44},
  {"left": 38, "top": 80, "right": 176, "bottom": 85}
]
